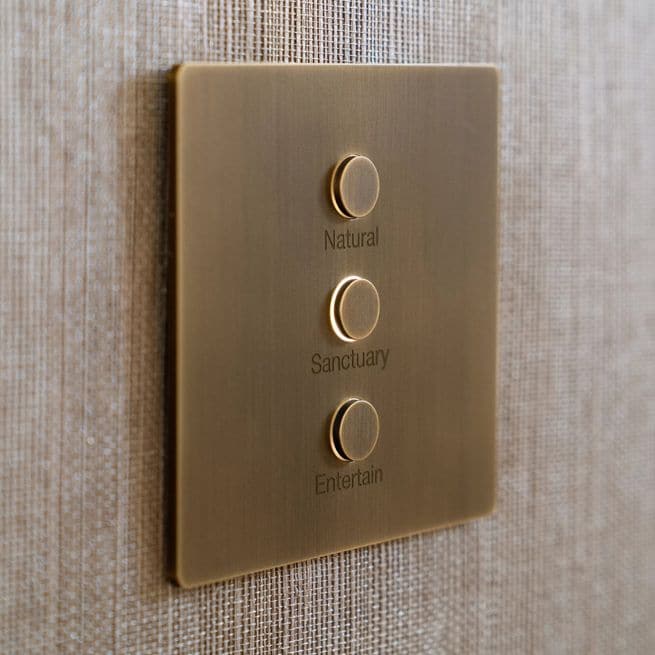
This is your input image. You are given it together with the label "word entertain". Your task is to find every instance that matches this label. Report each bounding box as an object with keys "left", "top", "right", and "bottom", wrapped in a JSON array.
[{"left": 315, "top": 465, "right": 383, "bottom": 495}]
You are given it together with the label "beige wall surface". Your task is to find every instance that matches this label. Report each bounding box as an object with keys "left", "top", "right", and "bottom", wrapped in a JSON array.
[{"left": 1, "top": 2, "right": 654, "bottom": 653}]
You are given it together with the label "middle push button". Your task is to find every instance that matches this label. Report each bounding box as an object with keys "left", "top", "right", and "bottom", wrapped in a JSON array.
[{"left": 329, "top": 276, "right": 380, "bottom": 342}]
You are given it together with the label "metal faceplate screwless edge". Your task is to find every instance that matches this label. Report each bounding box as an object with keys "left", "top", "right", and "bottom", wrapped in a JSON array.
[{"left": 171, "top": 64, "right": 498, "bottom": 587}]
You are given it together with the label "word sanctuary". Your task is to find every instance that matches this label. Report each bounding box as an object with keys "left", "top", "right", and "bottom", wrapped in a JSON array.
[{"left": 311, "top": 348, "right": 389, "bottom": 374}]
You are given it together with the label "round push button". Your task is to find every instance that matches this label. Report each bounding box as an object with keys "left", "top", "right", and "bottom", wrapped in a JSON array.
[
  {"left": 329, "top": 276, "right": 380, "bottom": 342},
  {"left": 330, "top": 398, "right": 380, "bottom": 462},
  {"left": 331, "top": 155, "right": 380, "bottom": 219}
]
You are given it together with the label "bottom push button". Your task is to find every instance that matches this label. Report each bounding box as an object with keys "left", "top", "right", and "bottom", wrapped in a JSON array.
[{"left": 329, "top": 398, "right": 380, "bottom": 462}]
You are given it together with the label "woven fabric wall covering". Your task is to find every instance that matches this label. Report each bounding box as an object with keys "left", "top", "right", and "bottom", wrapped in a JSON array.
[{"left": 1, "top": 2, "right": 654, "bottom": 653}]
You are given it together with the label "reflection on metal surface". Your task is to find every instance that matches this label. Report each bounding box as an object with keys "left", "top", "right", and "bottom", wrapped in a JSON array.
[{"left": 171, "top": 63, "right": 498, "bottom": 587}]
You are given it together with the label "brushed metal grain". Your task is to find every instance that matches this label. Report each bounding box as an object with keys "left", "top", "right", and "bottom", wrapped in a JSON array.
[{"left": 171, "top": 64, "right": 498, "bottom": 587}]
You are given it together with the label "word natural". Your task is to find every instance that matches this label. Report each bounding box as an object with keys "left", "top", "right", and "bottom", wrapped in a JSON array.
[{"left": 324, "top": 226, "right": 379, "bottom": 251}]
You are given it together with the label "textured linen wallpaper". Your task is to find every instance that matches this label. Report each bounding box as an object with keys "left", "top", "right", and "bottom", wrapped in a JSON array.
[{"left": 1, "top": 1, "right": 654, "bottom": 653}]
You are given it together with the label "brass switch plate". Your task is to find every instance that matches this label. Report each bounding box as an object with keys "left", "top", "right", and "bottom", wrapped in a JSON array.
[{"left": 171, "top": 64, "right": 498, "bottom": 587}]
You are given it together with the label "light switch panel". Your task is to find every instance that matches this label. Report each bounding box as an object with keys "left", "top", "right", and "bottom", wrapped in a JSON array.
[{"left": 170, "top": 64, "right": 498, "bottom": 587}]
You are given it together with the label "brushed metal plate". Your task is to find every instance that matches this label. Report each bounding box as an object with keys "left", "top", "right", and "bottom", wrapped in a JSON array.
[{"left": 171, "top": 64, "right": 498, "bottom": 587}]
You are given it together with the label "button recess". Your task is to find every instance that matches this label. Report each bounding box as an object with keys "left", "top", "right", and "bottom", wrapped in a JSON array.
[
  {"left": 329, "top": 276, "right": 380, "bottom": 342},
  {"left": 330, "top": 398, "right": 380, "bottom": 462},
  {"left": 330, "top": 155, "right": 380, "bottom": 219}
]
